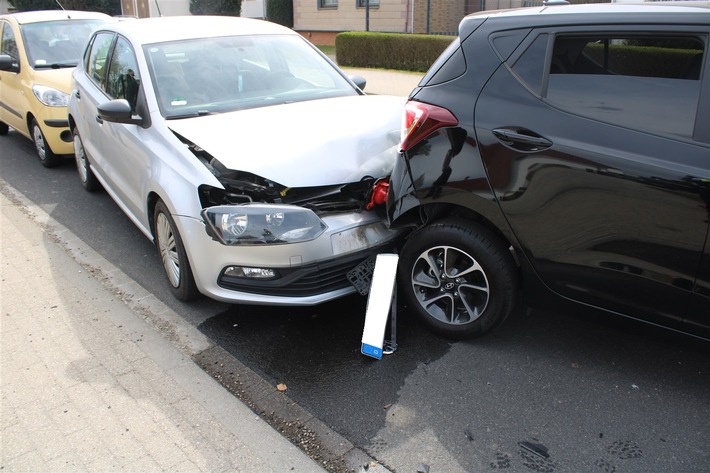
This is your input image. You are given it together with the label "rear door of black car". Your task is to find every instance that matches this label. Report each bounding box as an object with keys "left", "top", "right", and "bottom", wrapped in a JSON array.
[{"left": 475, "top": 25, "right": 710, "bottom": 330}]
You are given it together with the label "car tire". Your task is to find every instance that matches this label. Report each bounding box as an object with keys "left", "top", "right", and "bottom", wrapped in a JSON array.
[
  {"left": 31, "top": 118, "right": 61, "bottom": 168},
  {"left": 0, "top": 121, "right": 8, "bottom": 135},
  {"left": 154, "top": 200, "right": 200, "bottom": 301},
  {"left": 72, "top": 128, "right": 100, "bottom": 192},
  {"left": 398, "top": 218, "right": 518, "bottom": 339}
]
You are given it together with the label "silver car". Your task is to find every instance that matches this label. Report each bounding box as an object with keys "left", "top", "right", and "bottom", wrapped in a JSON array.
[{"left": 68, "top": 15, "right": 405, "bottom": 305}]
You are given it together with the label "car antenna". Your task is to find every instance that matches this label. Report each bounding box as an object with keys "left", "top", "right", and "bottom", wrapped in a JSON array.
[
  {"left": 55, "top": 0, "right": 71, "bottom": 18},
  {"left": 154, "top": 0, "right": 163, "bottom": 17}
]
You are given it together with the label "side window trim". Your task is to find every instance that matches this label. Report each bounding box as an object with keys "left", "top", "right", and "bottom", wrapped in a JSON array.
[{"left": 693, "top": 46, "right": 710, "bottom": 143}]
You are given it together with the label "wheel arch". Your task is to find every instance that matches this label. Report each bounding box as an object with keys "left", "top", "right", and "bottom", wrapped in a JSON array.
[
  {"left": 146, "top": 191, "right": 163, "bottom": 242},
  {"left": 396, "top": 201, "right": 521, "bottom": 269}
]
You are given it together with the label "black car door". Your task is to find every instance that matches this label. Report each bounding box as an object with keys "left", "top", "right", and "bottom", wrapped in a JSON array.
[{"left": 475, "top": 27, "right": 710, "bottom": 330}]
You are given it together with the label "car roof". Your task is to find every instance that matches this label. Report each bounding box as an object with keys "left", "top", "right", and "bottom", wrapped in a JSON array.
[
  {"left": 94, "top": 15, "right": 298, "bottom": 46},
  {"left": 471, "top": 1, "right": 709, "bottom": 17},
  {"left": 2, "top": 10, "right": 111, "bottom": 24},
  {"left": 460, "top": 2, "right": 709, "bottom": 37}
]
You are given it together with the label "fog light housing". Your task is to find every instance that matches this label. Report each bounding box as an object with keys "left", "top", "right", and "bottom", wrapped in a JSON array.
[{"left": 224, "top": 266, "right": 278, "bottom": 279}]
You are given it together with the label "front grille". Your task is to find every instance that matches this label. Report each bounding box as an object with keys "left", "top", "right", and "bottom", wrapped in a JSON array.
[{"left": 217, "top": 247, "right": 389, "bottom": 297}]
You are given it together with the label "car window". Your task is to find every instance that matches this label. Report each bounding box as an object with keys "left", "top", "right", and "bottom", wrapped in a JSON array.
[
  {"left": 1, "top": 20, "right": 20, "bottom": 68},
  {"left": 86, "top": 32, "right": 114, "bottom": 90},
  {"left": 106, "top": 36, "right": 141, "bottom": 112},
  {"left": 144, "top": 34, "right": 357, "bottom": 118},
  {"left": 20, "top": 19, "right": 106, "bottom": 69},
  {"left": 511, "top": 33, "right": 548, "bottom": 95},
  {"left": 544, "top": 34, "right": 705, "bottom": 139}
]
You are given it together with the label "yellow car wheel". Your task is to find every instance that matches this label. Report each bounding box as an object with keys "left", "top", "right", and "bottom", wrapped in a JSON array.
[{"left": 31, "top": 118, "right": 61, "bottom": 168}]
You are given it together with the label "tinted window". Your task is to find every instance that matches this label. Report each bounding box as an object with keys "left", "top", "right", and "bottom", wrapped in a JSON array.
[
  {"left": 1, "top": 21, "right": 19, "bottom": 66},
  {"left": 422, "top": 38, "right": 463, "bottom": 86},
  {"left": 87, "top": 32, "right": 114, "bottom": 90},
  {"left": 511, "top": 33, "right": 548, "bottom": 94},
  {"left": 106, "top": 37, "right": 141, "bottom": 111},
  {"left": 545, "top": 34, "right": 704, "bottom": 138}
]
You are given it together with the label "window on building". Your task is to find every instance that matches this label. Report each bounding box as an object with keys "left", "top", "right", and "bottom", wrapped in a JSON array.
[
  {"left": 356, "top": 0, "right": 380, "bottom": 7},
  {"left": 319, "top": 0, "right": 337, "bottom": 8}
]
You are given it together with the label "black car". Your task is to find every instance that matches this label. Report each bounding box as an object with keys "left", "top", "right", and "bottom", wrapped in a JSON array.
[{"left": 387, "top": 2, "right": 710, "bottom": 339}]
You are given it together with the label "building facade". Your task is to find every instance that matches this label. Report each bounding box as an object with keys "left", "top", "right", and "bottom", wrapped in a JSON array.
[{"left": 294, "top": 0, "right": 482, "bottom": 44}]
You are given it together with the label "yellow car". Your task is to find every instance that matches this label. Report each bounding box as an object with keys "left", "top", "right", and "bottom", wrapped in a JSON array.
[{"left": 0, "top": 10, "right": 110, "bottom": 167}]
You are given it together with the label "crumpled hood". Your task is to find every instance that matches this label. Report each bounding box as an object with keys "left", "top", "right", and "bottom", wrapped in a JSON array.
[{"left": 166, "top": 95, "right": 406, "bottom": 188}]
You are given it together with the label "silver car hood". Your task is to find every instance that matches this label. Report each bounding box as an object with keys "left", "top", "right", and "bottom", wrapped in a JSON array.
[{"left": 166, "top": 95, "right": 406, "bottom": 188}]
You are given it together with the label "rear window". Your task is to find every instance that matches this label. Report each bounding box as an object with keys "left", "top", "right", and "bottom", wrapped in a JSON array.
[{"left": 420, "top": 38, "right": 465, "bottom": 87}]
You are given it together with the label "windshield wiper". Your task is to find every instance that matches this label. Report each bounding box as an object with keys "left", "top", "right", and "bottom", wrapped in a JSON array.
[
  {"left": 166, "top": 110, "right": 216, "bottom": 120},
  {"left": 35, "top": 62, "right": 78, "bottom": 69}
]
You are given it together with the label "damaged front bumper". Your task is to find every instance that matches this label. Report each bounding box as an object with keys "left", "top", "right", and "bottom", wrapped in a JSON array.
[{"left": 178, "top": 209, "right": 406, "bottom": 305}]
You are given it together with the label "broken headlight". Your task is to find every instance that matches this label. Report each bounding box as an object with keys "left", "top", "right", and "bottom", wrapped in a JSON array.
[{"left": 202, "top": 204, "right": 327, "bottom": 245}]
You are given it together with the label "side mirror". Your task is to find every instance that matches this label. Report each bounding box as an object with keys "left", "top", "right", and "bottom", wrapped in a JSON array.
[
  {"left": 98, "top": 99, "right": 145, "bottom": 126},
  {"left": 350, "top": 75, "right": 367, "bottom": 92},
  {"left": 0, "top": 54, "right": 19, "bottom": 73}
]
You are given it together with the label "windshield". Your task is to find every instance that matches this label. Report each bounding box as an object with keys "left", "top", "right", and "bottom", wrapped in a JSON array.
[
  {"left": 144, "top": 34, "right": 359, "bottom": 118},
  {"left": 21, "top": 19, "right": 106, "bottom": 69}
]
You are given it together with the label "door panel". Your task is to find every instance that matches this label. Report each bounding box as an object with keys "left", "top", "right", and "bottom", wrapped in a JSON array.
[{"left": 475, "top": 31, "right": 710, "bottom": 327}]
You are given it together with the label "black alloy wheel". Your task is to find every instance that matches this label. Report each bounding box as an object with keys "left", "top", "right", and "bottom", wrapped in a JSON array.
[{"left": 398, "top": 219, "right": 518, "bottom": 339}]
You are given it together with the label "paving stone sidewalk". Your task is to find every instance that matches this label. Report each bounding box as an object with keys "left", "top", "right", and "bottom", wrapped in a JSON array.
[{"left": 1, "top": 188, "right": 327, "bottom": 472}]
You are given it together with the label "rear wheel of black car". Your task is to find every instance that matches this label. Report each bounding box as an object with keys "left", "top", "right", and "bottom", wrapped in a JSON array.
[
  {"left": 154, "top": 200, "right": 200, "bottom": 301},
  {"left": 72, "top": 128, "right": 100, "bottom": 192},
  {"left": 399, "top": 219, "right": 517, "bottom": 339}
]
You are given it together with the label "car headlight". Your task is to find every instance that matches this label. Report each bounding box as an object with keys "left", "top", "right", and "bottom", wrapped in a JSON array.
[
  {"left": 32, "top": 85, "right": 70, "bottom": 107},
  {"left": 202, "top": 204, "right": 327, "bottom": 245}
]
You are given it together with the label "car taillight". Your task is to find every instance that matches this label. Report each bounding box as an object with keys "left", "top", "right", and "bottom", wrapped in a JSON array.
[{"left": 400, "top": 101, "right": 458, "bottom": 152}]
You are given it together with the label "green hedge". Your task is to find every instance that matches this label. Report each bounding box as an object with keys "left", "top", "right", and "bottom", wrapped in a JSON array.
[
  {"left": 190, "top": 0, "right": 241, "bottom": 16},
  {"left": 335, "top": 32, "right": 455, "bottom": 73},
  {"left": 266, "top": 0, "right": 293, "bottom": 28},
  {"left": 585, "top": 44, "right": 700, "bottom": 79}
]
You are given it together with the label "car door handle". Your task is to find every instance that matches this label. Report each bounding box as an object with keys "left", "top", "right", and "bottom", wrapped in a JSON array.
[
  {"left": 492, "top": 128, "right": 552, "bottom": 152},
  {"left": 96, "top": 115, "right": 103, "bottom": 124},
  {"left": 72, "top": 89, "right": 80, "bottom": 99}
]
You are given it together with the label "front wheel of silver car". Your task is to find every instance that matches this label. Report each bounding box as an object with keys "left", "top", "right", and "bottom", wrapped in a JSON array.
[
  {"left": 31, "top": 118, "right": 61, "bottom": 168},
  {"left": 154, "top": 200, "right": 200, "bottom": 301},
  {"left": 72, "top": 128, "right": 100, "bottom": 192},
  {"left": 398, "top": 218, "right": 518, "bottom": 339}
]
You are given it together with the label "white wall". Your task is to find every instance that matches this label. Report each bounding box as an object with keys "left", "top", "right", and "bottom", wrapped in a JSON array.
[
  {"left": 150, "top": 0, "right": 191, "bottom": 16},
  {"left": 242, "top": 0, "right": 265, "bottom": 18}
]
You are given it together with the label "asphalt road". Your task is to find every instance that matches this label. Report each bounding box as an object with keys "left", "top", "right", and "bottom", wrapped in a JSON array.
[{"left": 3, "top": 129, "right": 710, "bottom": 473}]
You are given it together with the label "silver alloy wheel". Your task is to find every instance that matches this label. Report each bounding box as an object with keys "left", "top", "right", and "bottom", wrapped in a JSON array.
[
  {"left": 410, "top": 245, "right": 490, "bottom": 326},
  {"left": 73, "top": 133, "right": 88, "bottom": 183},
  {"left": 156, "top": 212, "right": 180, "bottom": 288},
  {"left": 33, "top": 123, "right": 47, "bottom": 160}
]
